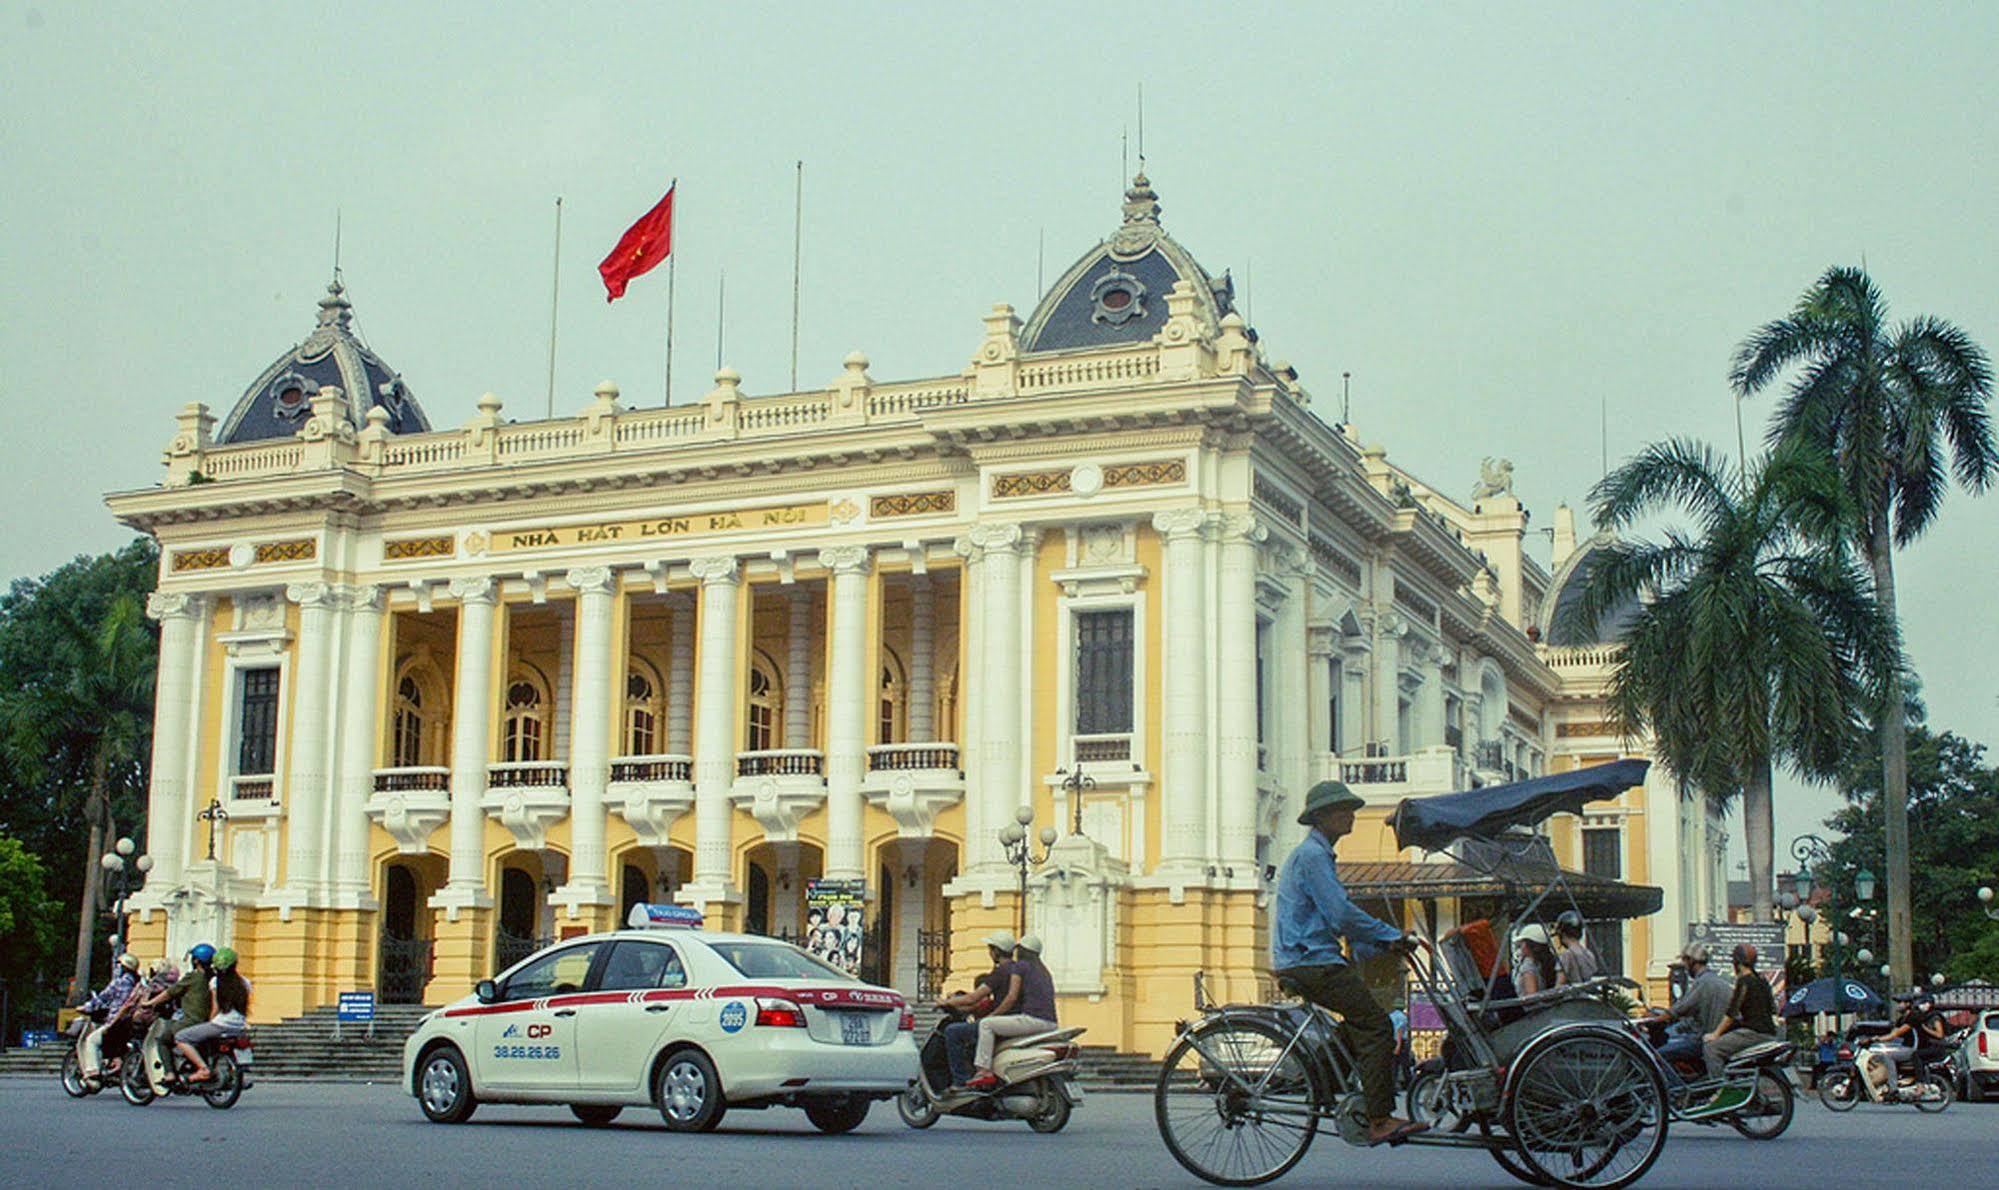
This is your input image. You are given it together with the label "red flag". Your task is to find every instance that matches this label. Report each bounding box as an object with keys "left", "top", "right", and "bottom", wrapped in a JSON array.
[{"left": 599, "top": 185, "right": 674, "bottom": 302}]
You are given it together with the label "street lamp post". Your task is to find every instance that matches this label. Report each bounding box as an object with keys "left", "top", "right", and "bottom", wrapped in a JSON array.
[
  {"left": 998, "top": 805, "right": 1057, "bottom": 937},
  {"left": 1978, "top": 886, "right": 1998, "bottom": 922},
  {"left": 98, "top": 836, "right": 153, "bottom": 959},
  {"left": 1787, "top": 833, "right": 1874, "bottom": 1010},
  {"left": 1053, "top": 767, "right": 1096, "bottom": 837}
]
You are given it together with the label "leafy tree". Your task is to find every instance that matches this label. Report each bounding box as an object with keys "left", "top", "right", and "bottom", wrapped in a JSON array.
[
  {"left": 0, "top": 835, "right": 63, "bottom": 1035},
  {"left": 1819, "top": 727, "right": 1999, "bottom": 985},
  {"left": 1731, "top": 266, "right": 1997, "bottom": 987},
  {"left": 1570, "top": 437, "right": 1893, "bottom": 921},
  {"left": 0, "top": 540, "right": 158, "bottom": 1003}
]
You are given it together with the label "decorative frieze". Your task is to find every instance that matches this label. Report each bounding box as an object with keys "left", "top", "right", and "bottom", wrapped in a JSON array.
[
  {"left": 992, "top": 458, "right": 1185, "bottom": 499},
  {"left": 1102, "top": 459, "right": 1186, "bottom": 488},
  {"left": 992, "top": 468, "right": 1071, "bottom": 498},
  {"left": 1556, "top": 720, "right": 1621, "bottom": 739},
  {"left": 870, "top": 489, "right": 955, "bottom": 518},
  {"left": 1393, "top": 580, "right": 1440, "bottom": 625},
  {"left": 171, "top": 547, "right": 231, "bottom": 572},
  {"left": 384, "top": 535, "right": 454, "bottom": 560},
  {"left": 1307, "top": 532, "right": 1365, "bottom": 589},
  {"left": 253, "top": 538, "right": 316, "bottom": 564},
  {"left": 1252, "top": 474, "right": 1304, "bottom": 526},
  {"left": 1509, "top": 703, "right": 1542, "bottom": 733}
]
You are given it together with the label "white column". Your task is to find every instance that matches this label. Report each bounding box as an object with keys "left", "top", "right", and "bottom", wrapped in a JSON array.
[
  {"left": 1339, "top": 649, "right": 1368, "bottom": 756},
  {"left": 1416, "top": 641, "right": 1446, "bottom": 749},
  {"left": 1215, "top": 515, "right": 1265, "bottom": 870},
  {"left": 1274, "top": 562, "right": 1312, "bottom": 856},
  {"left": 556, "top": 566, "right": 616, "bottom": 909},
  {"left": 907, "top": 574, "right": 935, "bottom": 742},
  {"left": 784, "top": 587, "right": 812, "bottom": 747},
  {"left": 1152, "top": 508, "right": 1209, "bottom": 870},
  {"left": 436, "top": 577, "right": 497, "bottom": 903},
  {"left": 821, "top": 545, "right": 872, "bottom": 880},
  {"left": 1373, "top": 617, "right": 1405, "bottom": 756},
  {"left": 142, "top": 592, "right": 206, "bottom": 889},
  {"left": 667, "top": 594, "right": 694, "bottom": 754},
  {"left": 282, "top": 581, "right": 342, "bottom": 894},
  {"left": 1306, "top": 631, "right": 1334, "bottom": 758},
  {"left": 687, "top": 556, "right": 741, "bottom": 891},
  {"left": 330, "top": 585, "right": 385, "bottom": 900},
  {"left": 963, "top": 523, "right": 1024, "bottom": 872},
  {"left": 552, "top": 607, "right": 574, "bottom": 759}
]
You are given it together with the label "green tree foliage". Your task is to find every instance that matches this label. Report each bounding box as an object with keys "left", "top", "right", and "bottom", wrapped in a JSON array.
[
  {"left": 1569, "top": 438, "right": 1894, "bottom": 922},
  {"left": 1821, "top": 727, "right": 1999, "bottom": 985},
  {"left": 0, "top": 835, "right": 63, "bottom": 1031},
  {"left": 1732, "top": 266, "right": 1997, "bottom": 987},
  {"left": 0, "top": 539, "right": 158, "bottom": 1005}
]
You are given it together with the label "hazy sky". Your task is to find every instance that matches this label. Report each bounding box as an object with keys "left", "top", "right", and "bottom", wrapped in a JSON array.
[{"left": 5, "top": 2, "right": 1995, "bottom": 869}]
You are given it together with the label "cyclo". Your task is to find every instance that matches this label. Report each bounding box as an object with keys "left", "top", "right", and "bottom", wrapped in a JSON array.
[{"left": 1154, "top": 760, "right": 1681, "bottom": 1189}]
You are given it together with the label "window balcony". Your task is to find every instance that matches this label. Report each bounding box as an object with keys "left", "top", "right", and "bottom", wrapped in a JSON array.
[
  {"left": 608, "top": 753, "right": 694, "bottom": 848},
  {"left": 482, "top": 760, "right": 570, "bottom": 851},
  {"left": 730, "top": 749, "right": 826, "bottom": 844},
  {"left": 368, "top": 766, "right": 450, "bottom": 854},
  {"left": 231, "top": 774, "right": 276, "bottom": 801},
  {"left": 1312, "top": 745, "right": 1471, "bottom": 807},
  {"left": 863, "top": 743, "right": 964, "bottom": 838},
  {"left": 1072, "top": 732, "right": 1133, "bottom": 765}
]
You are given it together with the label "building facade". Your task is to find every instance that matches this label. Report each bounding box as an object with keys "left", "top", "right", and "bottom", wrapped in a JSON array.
[{"left": 110, "top": 175, "right": 1723, "bottom": 1050}]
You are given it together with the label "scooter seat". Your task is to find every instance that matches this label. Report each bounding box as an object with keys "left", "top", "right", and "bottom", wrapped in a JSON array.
[
  {"left": 994, "top": 1026, "right": 1083, "bottom": 1054},
  {"left": 1724, "top": 1040, "right": 1792, "bottom": 1068}
]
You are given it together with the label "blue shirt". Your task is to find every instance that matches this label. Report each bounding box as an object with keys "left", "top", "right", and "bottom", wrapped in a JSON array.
[
  {"left": 83, "top": 968, "right": 138, "bottom": 1015},
  {"left": 1272, "top": 829, "right": 1404, "bottom": 970}
]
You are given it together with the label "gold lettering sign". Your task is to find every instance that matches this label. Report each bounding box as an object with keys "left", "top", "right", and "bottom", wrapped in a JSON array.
[{"left": 487, "top": 502, "right": 829, "bottom": 553}]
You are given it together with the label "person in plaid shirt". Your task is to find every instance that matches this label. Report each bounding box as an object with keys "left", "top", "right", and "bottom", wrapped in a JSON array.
[{"left": 77, "top": 954, "right": 140, "bottom": 1084}]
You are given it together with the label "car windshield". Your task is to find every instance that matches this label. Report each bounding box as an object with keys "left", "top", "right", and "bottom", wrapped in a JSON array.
[
  {"left": 708, "top": 941, "right": 855, "bottom": 982},
  {"left": 1986, "top": 1013, "right": 1999, "bottom": 1031}
]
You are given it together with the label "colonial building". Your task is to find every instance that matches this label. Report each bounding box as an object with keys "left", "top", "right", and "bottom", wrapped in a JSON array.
[{"left": 109, "top": 174, "right": 1724, "bottom": 1051}]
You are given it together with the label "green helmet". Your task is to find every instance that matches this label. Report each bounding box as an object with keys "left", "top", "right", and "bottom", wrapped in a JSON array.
[{"left": 212, "top": 946, "right": 238, "bottom": 972}]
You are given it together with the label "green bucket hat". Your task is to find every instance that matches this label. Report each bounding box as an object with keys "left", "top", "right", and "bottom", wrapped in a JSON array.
[{"left": 1296, "top": 779, "right": 1365, "bottom": 825}]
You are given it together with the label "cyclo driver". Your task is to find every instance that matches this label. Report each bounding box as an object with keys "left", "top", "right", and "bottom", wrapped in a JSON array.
[{"left": 1274, "top": 780, "right": 1428, "bottom": 1147}]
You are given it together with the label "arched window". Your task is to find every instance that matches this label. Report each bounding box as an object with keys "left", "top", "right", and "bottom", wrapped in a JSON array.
[
  {"left": 745, "top": 654, "right": 780, "bottom": 752},
  {"left": 625, "top": 661, "right": 664, "bottom": 756},
  {"left": 503, "top": 667, "right": 550, "bottom": 763},
  {"left": 877, "top": 647, "right": 904, "bottom": 746},
  {"left": 391, "top": 654, "right": 449, "bottom": 767}
]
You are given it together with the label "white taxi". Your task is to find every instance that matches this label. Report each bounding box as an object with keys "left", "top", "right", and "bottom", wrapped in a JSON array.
[{"left": 404, "top": 905, "right": 919, "bottom": 1133}]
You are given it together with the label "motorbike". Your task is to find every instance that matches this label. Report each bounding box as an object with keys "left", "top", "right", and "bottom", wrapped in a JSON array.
[
  {"left": 60, "top": 1008, "right": 140, "bottom": 1098},
  {"left": 1819, "top": 1029, "right": 1965, "bottom": 1113},
  {"left": 1632, "top": 1017, "right": 1795, "bottom": 1138},
  {"left": 898, "top": 1012, "right": 1084, "bottom": 1132},
  {"left": 119, "top": 1031, "right": 254, "bottom": 1110}
]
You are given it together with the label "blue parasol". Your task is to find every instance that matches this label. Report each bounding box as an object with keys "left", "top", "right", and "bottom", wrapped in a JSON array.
[{"left": 1782, "top": 976, "right": 1886, "bottom": 1017}]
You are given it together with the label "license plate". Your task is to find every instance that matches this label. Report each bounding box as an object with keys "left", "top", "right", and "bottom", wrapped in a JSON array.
[
  {"left": 839, "top": 1013, "right": 873, "bottom": 1046},
  {"left": 234, "top": 1049, "right": 253, "bottom": 1066}
]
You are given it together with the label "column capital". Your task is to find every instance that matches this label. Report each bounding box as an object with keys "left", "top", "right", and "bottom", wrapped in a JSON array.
[
  {"left": 341, "top": 584, "right": 385, "bottom": 612},
  {"left": 688, "top": 555, "right": 740, "bottom": 585},
  {"left": 447, "top": 576, "right": 498, "bottom": 606},
  {"left": 818, "top": 544, "right": 871, "bottom": 576},
  {"left": 960, "top": 521, "right": 1025, "bottom": 560},
  {"left": 1150, "top": 506, "right": 1208, "bottom": 541},
  {"left": 563, "top": 565, "right": 617, "bottom": 596},
  {"left": 145, "top": 591, "right": 207, "bottom": 622},
  {"left": 1216, "top": 513, "right": 1268, "bottom": 546},
  {"left": 285, "top": 581, "right": 342, "bottom": 610}
]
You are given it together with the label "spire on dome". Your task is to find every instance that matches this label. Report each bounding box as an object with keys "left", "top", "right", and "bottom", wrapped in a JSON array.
[
  {"left": 1121, "top": 171, "right": 1160, "bottom": 225},
  {"left": 315, "top": 277, "right": 355, "bottom": 334}
]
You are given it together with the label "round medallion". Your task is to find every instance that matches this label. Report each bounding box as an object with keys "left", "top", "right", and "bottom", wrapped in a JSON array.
[
  {"left": 228, "top": 542, "right": 255, "bottom": 570},
  {"left": 1071, "top": 462, "right": 1104, "bottom": 497}
]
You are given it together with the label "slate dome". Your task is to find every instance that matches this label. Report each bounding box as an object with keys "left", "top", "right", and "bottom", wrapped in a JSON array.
[
  {"left": 215, "top": 279, "right": 430, "bottom": 445},
  {"left": 1019, "top": 172, "right": 1237, "bottom": 354}
]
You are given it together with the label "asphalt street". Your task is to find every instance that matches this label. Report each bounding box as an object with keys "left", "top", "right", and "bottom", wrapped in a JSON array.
[{"left": 4, "top": 1076, "right": 1994, "bottom": 1189}]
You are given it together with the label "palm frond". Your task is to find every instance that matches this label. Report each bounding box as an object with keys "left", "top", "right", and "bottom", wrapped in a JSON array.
[{"left": 1588, "top": 437, "right": 1736, "bottom": 531}]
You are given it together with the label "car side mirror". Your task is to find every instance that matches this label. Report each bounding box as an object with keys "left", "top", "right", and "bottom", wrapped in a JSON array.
[{"left": 474, "top": 979, "right": 499, "bottom": 1004}]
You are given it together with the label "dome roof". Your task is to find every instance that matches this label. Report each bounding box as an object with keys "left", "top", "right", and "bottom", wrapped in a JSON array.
[
  {"left": 1019, "top": 172, "right": 1237, "bottom": 354},
  {"left": 215, "top": 279, "right": 430, "bottom": 445},
  {"left": 1543, "top": 538, "right": 1642, "bottom": 647}
]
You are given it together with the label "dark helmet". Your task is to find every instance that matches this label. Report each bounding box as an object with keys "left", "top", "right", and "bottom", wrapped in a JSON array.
[
  {"left": 1555, "top": 910, "right": 1585, "bottom": 938},
  {"left": 1730, "top": 942, "right": 1758, "bottom": 969}
]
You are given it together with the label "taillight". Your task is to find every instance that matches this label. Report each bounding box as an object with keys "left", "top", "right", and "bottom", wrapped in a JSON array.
[
  {"left": 1980, "top": 1033, "right": 1989, "bottom": 1057},
  {"left": 898, "top": 1006, "right": 914, "bottom": 1031},
  {"left": 754, "top": 997, "right": 806, "bottom": 1028},
  {"left": 1051, "top": 1043, "right": 1079, "bottom": 1061}
]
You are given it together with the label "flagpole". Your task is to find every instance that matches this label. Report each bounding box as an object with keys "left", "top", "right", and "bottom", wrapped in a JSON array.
[
  {"left": 790, "top": 160, "right": 803, "bottom": 392},
  {"left": 716, "top": 270, "right": 726, "bottom": 371},
  {"left": 546, "top": 196, "right": 563, "bottom": 419},
  {"left": 665, "top": 178, "right": 678, "bottom": 406}
]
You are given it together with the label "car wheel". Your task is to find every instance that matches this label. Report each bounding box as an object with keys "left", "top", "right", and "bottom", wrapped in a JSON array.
[
  {"left": 654, "top": 1050, "right": 726, "bottom": 1133},
  {"left": 570, "top": 1104, "right": 623, "bottom": 1127},
  {"left": 417, "top": 1046, "right": 478, "bottom": 1124},
  {"left": 804, "top": 1095, "right": 871, "bottom": 1135}
]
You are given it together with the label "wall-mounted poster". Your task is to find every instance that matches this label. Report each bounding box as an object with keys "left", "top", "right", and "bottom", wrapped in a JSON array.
[{"left": 805, "top": 878, "right": 866, "bottom": 975}]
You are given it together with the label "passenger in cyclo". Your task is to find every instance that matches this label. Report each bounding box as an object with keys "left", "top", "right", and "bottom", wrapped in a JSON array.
[
  {"left": 1702, "top": 943, "right": 1778, "bottom": 1077},
  {"left": 1510, "top": 925, "right": 1558, "bottom": 997},
  {"left": 76, "top": 952, "right": 141, "bottom": 1087},
  {"left": 1553, "top": 911, "right": 1599, "bottom": 985},
  {"left": 1643, "top": 941, "right": 1731, "bottom": 1086},
  {"left": 936, "top": 930, "right": 1016, "bottom": 1089},
  {"left": 1273, "top": 779, "right": 1427, "bottom": 1147}
]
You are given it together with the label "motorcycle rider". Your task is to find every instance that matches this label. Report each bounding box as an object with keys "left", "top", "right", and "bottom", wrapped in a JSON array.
[
  {"left": 964, "top": 934, "right": 1059, "bottom": 1092},
  {"left": 1553, "top": 910, "right": 1599, "bottom": 985},
  {"left": 1645, "top": 942, "right": 1731, "bottom": 1085},
  {"left": 171, "top": 946, "right": 249, "bottom": 1081},
  {"left": 1703, "top": 943, "right": 1778, "bottom": 1077},
  {"left": 936, "top": 930, "right": 1016, "bottom": 1089},
  {"left": 1271, "top": 779, "right": 1427, "bottom": 1147},
  {"left": 76, "top": 952, "right": 141, "bottom": 1087},
  {"left": 1863, "top": 990, "right": 1948, "bottom": 1100},
  {"left": 140, "top": 943, "right": 216, "bottom": 1091}
]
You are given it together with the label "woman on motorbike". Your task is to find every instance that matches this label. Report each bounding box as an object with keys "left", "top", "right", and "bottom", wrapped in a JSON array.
[
  {"left": 1864, "top": 992, "right": 1948, "bottom": 1099},
  {"left": 172, "top": 947, "right": 250, "bottom": 1083},
  {"left": 77, "top": 953, "right": 141, "bottom": 1087}
]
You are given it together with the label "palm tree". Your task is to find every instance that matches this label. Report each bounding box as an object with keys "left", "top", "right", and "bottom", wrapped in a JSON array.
[
  {"left": 0, "top": 593, "right": 156, "bottom": 1001},
  {"left": 1731, "top": 266, "right": 1996, "bottom": 987},
  {"left": 1567, "top": 438, "right": 1894, "bottom": 921}
]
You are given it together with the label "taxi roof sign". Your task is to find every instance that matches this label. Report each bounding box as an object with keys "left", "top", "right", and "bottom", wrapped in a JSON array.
[{"left": 628, "top": 903, "right": 704, "bottom": 930}]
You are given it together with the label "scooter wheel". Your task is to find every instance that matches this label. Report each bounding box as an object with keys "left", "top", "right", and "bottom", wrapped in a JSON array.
[
  {"left": 897, "top": 1086, "right": 940, "bottom": 1129},
  {"left": 1818, "top": 1070, "right": 1859, "bottom": 1112},
  {"left": 1026, "top": 1090, "right": 1071, "bottom": 1134},
  {"left": 120, "top": 1062, "right": 156, "bottom": 1107},
  {"left": 61, "top": 1050, "right": 90, "bottom": 1098}
]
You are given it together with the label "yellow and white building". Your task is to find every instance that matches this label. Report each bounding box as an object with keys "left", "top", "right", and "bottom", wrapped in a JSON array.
[{"left": 108, "top": 174, "right": 1725, "bottom": 1051}]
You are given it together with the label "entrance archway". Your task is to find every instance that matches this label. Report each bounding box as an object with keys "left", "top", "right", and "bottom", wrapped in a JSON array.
[{"left": 376, "top": 856, "right": 443, "bottom": 1004}]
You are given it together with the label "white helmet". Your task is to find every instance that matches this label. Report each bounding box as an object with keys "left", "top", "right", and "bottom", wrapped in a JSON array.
[
  {"left": 981, "top": 930, "right": 1018, "bottom": 954},
  {"left": 1016, "top": 933, "right": 1044, "bottom": 955},
  {"left": 117, "top": 952, "right": 140, "bottom": 972},
  {"left": 1515, "top": 923, "right": 1551, "bottom": 948}
]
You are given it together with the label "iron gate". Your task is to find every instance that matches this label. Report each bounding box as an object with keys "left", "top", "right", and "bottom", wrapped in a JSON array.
[{"left": 378, "top": 935, "right": 433, "bottom": 1004}]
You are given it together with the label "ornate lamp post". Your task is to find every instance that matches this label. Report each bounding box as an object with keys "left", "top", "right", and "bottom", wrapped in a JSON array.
[
  {"left": 1787, "top": 833, "right": 1861, "bottom": 998},
  {"left": 98, "top": 836, "right": 153, "bottom": 957},
  {"left": 1053, "top": 767, "right": 1096, "bottom": 837},
  {"left": 998, "top": 805, "right": 1057, "bottom": 937},
  {"left": 197, "top": 798, "right": 229, "bottom": 862}
]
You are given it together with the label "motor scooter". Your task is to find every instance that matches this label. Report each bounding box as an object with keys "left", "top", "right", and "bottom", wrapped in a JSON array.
[
  {"left": 898, "top": 1012, "right": 1084, "bottom": 1132},
  {"left": 60, "top": 1009, "right": 133, "bottom": 1097},
  {"left": 119, "top": 1031, "right": 254, "bottom": 1110},
  {"left": 1819, "top": 1029, "right": 1965, "bottom": 1113}
]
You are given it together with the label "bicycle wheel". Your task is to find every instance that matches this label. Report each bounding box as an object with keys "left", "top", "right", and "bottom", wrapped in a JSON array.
[
  {"left": 1405, "top": 1068, "right": 1460, "bottom": 1131},
  {"left": 1728, "top": 1069, "right": 1793, "bottom": 1139},
  {"left": 1155, "top": 1016, "right": 1322, "bottom": 1187},
  {"left": 1506, "top": 1031, "right": 1668, "bottom": 1190},
  {"left": 1818, "top": 1069, "right": 1860, "bottom": 1112}
]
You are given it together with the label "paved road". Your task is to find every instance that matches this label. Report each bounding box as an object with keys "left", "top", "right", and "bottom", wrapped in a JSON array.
[{"left": 5, "top": 1076, "right": 1994, "bottom": 1188}]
